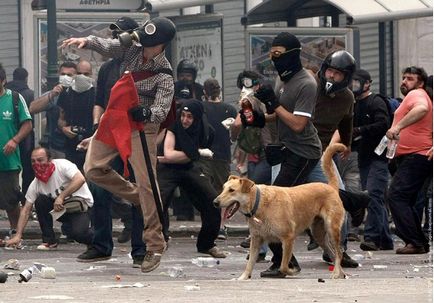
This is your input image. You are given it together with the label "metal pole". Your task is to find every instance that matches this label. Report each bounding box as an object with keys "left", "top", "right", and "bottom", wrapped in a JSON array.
[
  {"left": 138, "top": 131, "right": 164, "bottom": 225},
  {"left": 46, "top": 0, "right": 58, "bottom": 90}
]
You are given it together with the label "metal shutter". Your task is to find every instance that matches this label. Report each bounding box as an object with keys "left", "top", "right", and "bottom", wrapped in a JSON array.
[{"left": 0, "top": 0, "right": 20, "bottom": 80}]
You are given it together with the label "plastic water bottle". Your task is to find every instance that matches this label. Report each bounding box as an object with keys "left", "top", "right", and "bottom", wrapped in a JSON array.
[
  {"left": 386, "top": 139, "right": 398, "bottom": 159},
  {"left": 374, "top": 136, "right": 388, "bottom": 155},
  {"left": 191, "top": 257, "right": 220, "bottom": 268},
  {"left": 167, "top": 265, "right": 184, "bottom": 278}
]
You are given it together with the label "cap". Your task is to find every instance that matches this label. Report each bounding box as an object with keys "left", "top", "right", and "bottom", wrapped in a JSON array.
[
  {"left": 110, "top": 16, "right": 139, "bottom": 31},
  {"left": 353, "top": 69, "right": 372, "bottom": 82},
  {"left": 272, "top": 32, "right": 301, "bottom": 50}
]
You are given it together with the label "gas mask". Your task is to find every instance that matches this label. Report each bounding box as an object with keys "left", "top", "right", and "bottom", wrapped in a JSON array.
[
  {"left": 240, "top": 86, "right": 254, "bottom": 100},
  {"left": 59, "top": 75, "right": 74, "bottom": 88},
  {"left": 72, "top": 74, "right": 93, "bottom": 93},
  {"left": 351, "top": 79, "right": 368, "bottom": 97}
]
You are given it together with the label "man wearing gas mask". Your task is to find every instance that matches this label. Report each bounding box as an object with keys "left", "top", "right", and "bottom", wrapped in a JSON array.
[
  {"left": 29, "top": 61, "right": 78, "bottom": 159},
  {"left": 57, "top": 60, "right": 95, "bottom": 171},
  {"left": 62, "top": 16, "right": 176, "bottom": 273},
  {"left": 174, "top": 59, "right": 204, "bottom": 101}
]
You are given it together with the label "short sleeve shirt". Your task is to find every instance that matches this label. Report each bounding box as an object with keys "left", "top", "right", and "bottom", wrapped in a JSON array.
[
  {"left": 0, "top": 89, "right": 32, "bottom": 171},
  {"left": 275, "top": 69, "right": 322, "bottom": 159},
  {"left": 25, "top": 159, "right": 94, "bottom": 207}
]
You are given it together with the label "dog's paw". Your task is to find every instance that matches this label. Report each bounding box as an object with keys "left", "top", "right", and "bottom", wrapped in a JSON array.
[
  {"left": 237, "top": 273, "right": 251, "bottom": 280},
  {"left": 330, "top": 270, "right": 346, "bottom": 279}
]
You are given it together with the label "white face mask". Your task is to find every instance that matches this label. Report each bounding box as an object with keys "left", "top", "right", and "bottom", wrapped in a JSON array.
[
  {"left": 59, "top": 75, "right": 74, "bottom": 88},
  {"left": 240, "top": 86, "right": 254, "bottom": 100},
  {"left": 72, "top": 74, "right": 93, "bottom": 93}
]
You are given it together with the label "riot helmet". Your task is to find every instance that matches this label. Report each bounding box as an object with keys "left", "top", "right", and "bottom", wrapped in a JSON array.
[{"left": 319, "top": 50, "right": 356, "bottom": 95}]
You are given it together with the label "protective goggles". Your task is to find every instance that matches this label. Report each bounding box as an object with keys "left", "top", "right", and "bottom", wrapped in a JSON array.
[
  {"left": 269, "top": 47, "right": 302, "bottom": 59},
  {"left": 242, "top": 78, "right": 255, "bottom": 88}
]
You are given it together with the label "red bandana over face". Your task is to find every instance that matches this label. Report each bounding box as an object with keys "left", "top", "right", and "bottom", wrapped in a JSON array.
[{"left": 32, "top": 162, "right": 55, "bottom": 183}]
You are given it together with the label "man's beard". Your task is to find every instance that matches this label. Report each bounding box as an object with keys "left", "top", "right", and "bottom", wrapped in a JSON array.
[{"left": 400, "top": 85, "right": 411, "bottom": 96}]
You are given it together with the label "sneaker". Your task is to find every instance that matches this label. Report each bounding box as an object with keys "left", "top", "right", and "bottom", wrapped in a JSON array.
[
  {"left": 240, "top": 236, "right": 251, "bottom": 248},
  {"left": 323, "top": 252, "right": 359, "bottom": 268},
  {"left": 217, "top": 228, "right": 227, "bottom": 241},
  {"left": 132, "top": 255, "right": 145, "bottom": 268},
  {"left": 76, "top": 247, "right": 111, "bottom": 262},
  {"left": 200, "top": 246, "right": 227, "bottom": 258},
  {"left": 360, "top": 241, "right": 379, "bottom": 251},
  {"left": 141, "top": 251, "right": 162, "bottom": 273},
  {"left": 117, "top": 228, "right": 131, "bottom": 243},
  {"left": 307, "top": 238, "right": 319, "bottom": 251},
  {"left": 37, "top": 243, "right": 58, "bottom": 251}
]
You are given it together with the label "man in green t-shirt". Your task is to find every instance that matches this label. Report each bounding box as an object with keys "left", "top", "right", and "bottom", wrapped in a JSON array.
[{"left": 0, "top": 63, "right": 32, "bottom": 239}]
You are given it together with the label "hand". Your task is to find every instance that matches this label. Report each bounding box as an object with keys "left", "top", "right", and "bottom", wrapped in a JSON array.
[
  {"left": 386, "top": 126, "right": 400, "bottom": 140},
  {"left": 76, "top": 137, "right": 91, "bottom": 151},
  {"left": 129, "top": 105, "right": 151, "bottom": 122},
  {"left": 221, "top": 117, "right": 235, "bottom": 130},
  {"left": 53, "top": 197, "right": 65, "bottom": 212},
  {"left": 3, "top": 139, "right": 17, "bottom": 155},
  {"left": 427, "top": 147, "right": 433, "bottom": 161},
  {"left": 5, "top": 235, "right": 22, "bottom": 247},
  {"left": 61, "top": 37, "right": 88, "bottom": 49},
  {"left": 51, "top": 84, "right": 63, "bottom": 96},
  {"left": 198, "top": 148, "right": 214, "bottom": 158},
  {"left": 239, "top": 110, "right": 265, "bottom": 128},
  {"left": 254, "top": 84, "right": 280, "bottom": 114},
  {"left": 339, "top": 146, "right": 351, "bottom": 160}
]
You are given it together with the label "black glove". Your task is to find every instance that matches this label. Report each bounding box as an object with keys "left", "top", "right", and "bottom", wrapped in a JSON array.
[
  {"left": 239, "top": 109, "right": 266, "bottom": 128},
  {"left": 254, "top": 84, "right": 280, "bottom": 114},
  {"left": 129, "top": 105, "right": 151, "bottom": 122}
]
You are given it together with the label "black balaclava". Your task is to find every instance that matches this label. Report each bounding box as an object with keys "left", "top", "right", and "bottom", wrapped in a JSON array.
[
  {"left": 172, "top": 99, "right": 205, "bottom": 161},
  {"left": 271, "top": 32, "right": 302, "bottom": 82}
]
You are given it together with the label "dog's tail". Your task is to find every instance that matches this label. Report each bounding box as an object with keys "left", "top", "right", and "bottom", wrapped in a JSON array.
[{"left": 322, "top": 143, "right": 347, "bottom": 191}]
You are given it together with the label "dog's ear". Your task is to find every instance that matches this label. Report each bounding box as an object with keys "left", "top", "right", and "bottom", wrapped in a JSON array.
[
  {"left": 228, "top": 175, "right": 240, "bottom": 181},
  {"left": 240, "top": 178, "right": 255, "bottom": 193}
]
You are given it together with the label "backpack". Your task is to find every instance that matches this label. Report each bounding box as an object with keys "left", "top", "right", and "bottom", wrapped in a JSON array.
[
  {"left": 370, "top": 94, "right": 400, "bottom": 127},
  {"left": 11, "top": 91, "right": 20, "bottom": 129}
]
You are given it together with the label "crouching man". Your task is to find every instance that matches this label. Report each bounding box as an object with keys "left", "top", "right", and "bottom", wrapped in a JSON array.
[{"left": 6, "top": 146, "right": 93, "bottom": 250}]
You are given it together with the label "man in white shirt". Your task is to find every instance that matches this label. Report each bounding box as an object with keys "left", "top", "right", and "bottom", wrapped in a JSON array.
[{"left": 6, "top": 147, "right": 93, "bottom": 250}]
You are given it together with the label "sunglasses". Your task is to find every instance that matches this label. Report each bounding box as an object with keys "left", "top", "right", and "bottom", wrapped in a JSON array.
[{"left": 269, "top": 47, "right": 302, "bottom": 59}]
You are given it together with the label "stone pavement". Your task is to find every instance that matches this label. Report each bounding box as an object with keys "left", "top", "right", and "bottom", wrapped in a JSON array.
[{"left": 0, "top": 211, "right": 432, "bottom": 303}]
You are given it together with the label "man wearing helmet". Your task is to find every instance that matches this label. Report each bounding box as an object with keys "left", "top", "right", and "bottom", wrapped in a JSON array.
[
  {"left": 62, "top": 16, "right": 177, "bottom": 273},
  {"left": 307, "top": 49, "right": 363, "bottom": 269},
  {"left": 174, "top": 59, "right": 204, "bottom": 101}
]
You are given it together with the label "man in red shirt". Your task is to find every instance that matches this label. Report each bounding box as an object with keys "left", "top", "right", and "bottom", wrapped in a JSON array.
[{"left": 386, "top": 66, "right": 432, "bottom": 254}]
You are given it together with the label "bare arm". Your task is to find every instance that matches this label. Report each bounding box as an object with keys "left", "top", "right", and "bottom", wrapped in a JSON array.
[
  {"left": 386, "top": 102, "right": 429, "bottom": 140},
  {"left": 158, "top": 130, "right": 190, "bottom": 164},
  {"left": 274, "top": 106, "right": 309, "bottom": 133},
  {"left": 62, "top": 36, "right": 124, "bottom": 59},
  {"left": 3, "top": 120, "right": 32, "bottom": 156},
  {"left": 29, "top": 85, "right": 63, "bottom": 114},
  {"left": 93, "top": 105, "right": 105, "bottom": 125}
]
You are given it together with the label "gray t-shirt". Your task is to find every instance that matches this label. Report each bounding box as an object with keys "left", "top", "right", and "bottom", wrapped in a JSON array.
[{"left": 275, "top": 69, "right": 322, "bottom": 159}]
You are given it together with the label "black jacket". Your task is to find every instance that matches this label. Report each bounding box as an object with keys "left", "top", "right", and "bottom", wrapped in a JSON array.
[
  {"left": 353, "top": 93, "right": 390, "bottom": 166},
  {"left": 5, "top": 80, "right": 34, "bottom": 107}
]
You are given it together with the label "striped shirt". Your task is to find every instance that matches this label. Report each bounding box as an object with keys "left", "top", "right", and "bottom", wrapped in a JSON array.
[{"left": 85, "top": 36, "right": 174, "bottom": 124}]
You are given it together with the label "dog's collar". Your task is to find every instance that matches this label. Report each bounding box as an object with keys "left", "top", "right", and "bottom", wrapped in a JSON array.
[{"left": 241, "top": 187, "right": 260, "bottom": 218}]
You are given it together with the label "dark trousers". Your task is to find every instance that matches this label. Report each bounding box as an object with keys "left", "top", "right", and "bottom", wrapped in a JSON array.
[
  {"left": 387, "top": 154, "right": 432, "bottom": 249},
  {"left": 359, "top": 159, "right": 393, "bottom": 248},
  {"left": 269, "top": 149, "right": 320, "bottom": 266},
  {"left": 158, "top": 162, "right": 221, "bottom": 252},
  {"left": 34, "top": 195, "right": 93, "bottom": 245},
  {"left": 88, "top": 156, "right": 145, "bottom": 257}
]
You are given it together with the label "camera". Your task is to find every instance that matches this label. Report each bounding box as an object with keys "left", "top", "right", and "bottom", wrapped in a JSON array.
[{"left": 71, "top": 126, "right": 87, "bottom": 141}]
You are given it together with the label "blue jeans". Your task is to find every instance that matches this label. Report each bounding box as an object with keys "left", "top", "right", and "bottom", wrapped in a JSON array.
[
  {"left": 307, "top": 159, "right": 348, "bottom": 250},
  {"left": 387, "top": 154, "right": 432, "bottom": 249},
  {"left": 248, "top": 159, "right": 271, "bottom": 185},
  {"left": 89, "top": 182, "right": 145, "bottom": 257},
  {"left": 359, "top": 159, "right": 393, "bottom": 248}
]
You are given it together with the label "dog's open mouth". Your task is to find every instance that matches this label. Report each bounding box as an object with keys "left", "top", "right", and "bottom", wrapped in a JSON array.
[{"left": 224, "top": 202, "right": 240, "bottom": 219}]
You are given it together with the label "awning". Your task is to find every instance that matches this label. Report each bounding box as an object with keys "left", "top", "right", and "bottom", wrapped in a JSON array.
[
  {"left": 243, "top": 0, "right": 433, "bottom": 25},
  {"left": 146, "top": 0, "right": 233, "bottom": 12}
]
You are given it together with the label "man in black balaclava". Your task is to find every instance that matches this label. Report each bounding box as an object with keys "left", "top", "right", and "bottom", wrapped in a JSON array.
[{"left": 243, "top": 32, "right": 323, "bottom": 278}]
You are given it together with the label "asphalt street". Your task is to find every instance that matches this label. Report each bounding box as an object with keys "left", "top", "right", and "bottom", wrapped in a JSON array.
[{"left": 0, "top": 218, "right": 432, "bottom": 303}]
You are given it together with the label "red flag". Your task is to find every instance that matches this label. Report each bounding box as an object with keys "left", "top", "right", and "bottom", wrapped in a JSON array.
[{"left": 95, "top": 71, "right": 142, "bottom": 177}]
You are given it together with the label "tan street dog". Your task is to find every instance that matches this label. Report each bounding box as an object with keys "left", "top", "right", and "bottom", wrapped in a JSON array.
[{"left": 213, "top": 143, "right": 346, "bottom": 280}]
